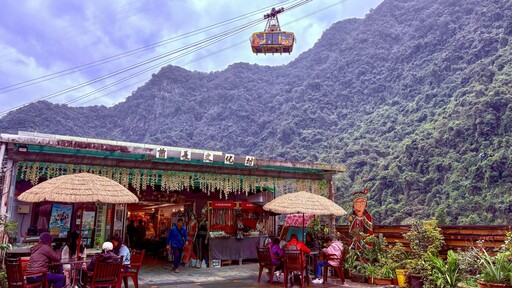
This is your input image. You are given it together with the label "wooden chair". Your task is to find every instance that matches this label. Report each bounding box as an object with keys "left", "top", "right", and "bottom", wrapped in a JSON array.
[
  {"left": 83, "top": 256, "right": 123, "bottom": 288},
  {"left": 6, "top": 258, "right": 47, "bottom": 288},
  {"left": 322, "top": 248, "right": 347, "bottom": 285},
  {"left": 282, "top": 249, "right": 309, "bottom": 288},
  {"left": 256, "top": 246, "right": 279, "bottom": 284},
  {"left": 122, "top": 250, "right": 145, "bottom": 288}
]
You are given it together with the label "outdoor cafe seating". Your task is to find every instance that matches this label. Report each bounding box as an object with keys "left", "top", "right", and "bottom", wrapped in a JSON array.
[
  {"left": 322, "top": 248, "right": 347, "bottom": 285},
  {"left": 256, "top": 246, "right": 279, "bottom": 284},
  {"left": 282, "top": 249, "right": 309, "bottom": 288},
  {"left": 82, "top": 256, "right": 123, "bottom": 288},
  {"left": 6, "top": 257, "right": 48, "bottom": 288},
  {"left": 122, "top": 250, "right": 145, "bottom": 288}
]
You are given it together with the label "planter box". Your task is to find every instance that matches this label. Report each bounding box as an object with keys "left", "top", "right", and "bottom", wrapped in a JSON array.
[
  {"left": 351, "top": 272, "right": 367, "bottom": 283},
  {"left": 373, "top": 277, "right": 394, "bottom": 285},
  {"left": 407, "top": 274, "right": 424, "bottom": 288},
  {"left": 477, "top": 280, "right": 512, "bottom": 288}
]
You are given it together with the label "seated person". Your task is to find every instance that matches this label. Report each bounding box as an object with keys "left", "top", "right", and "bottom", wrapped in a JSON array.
[
  {"left": 285, "top": 233, "right": 311, "bottom": 254},
  {"left": 26, "top": 232, "right": 65, "bottom": 288},
  {"left": 267, "top": 237, "right": 284, "bottom": 274},
  {"left": 62, "top": 231, "right": 87, "bottom": 286},
  {"left": 111, "top": 234, "right": 131, "bottom": 272},
  {"left": 305, "top": 232, "right": 320, "bottom": 252},
  {"left": 312, "top": 235, "right": 343, "bottom": 284},
  {"left": 82, "top": 241, "right": 118, "bottom": 286}
]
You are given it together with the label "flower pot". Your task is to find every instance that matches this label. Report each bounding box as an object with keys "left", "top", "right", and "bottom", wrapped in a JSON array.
[
  {"left": 396, "top": 269, "right": 407, "bottom": 287},
  {"left": 373, "top": 277, "right": 394, "bottom": 285},
  {"left": 407, "top": 274, "right": 424, "bottom": 288},
  {"left": 344, "top": 269, "right": 351, "bottom": 279},
  {"left": 477, "top": 280, "right": 512, "bottom": 288},
  {"left": 350, "top": 272, "right": 367, "bottom": 283}
]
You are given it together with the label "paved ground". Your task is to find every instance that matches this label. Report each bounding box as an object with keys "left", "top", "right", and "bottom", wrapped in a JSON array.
[{"left": 135, "top": 258, "right": 379, "bottom": 288}]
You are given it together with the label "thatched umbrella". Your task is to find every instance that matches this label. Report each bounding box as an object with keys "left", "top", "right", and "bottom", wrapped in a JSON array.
[
  {"left": 17, "top": 173, "right": 139, "bottom": 204},
  {"left": 18, "top": 173, "right": 139, "bottom": 239},
  {"left": 263, "top": 191, "right": 347, "bottom": 240}
]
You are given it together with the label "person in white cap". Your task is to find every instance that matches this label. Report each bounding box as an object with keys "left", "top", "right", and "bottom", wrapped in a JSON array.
[{"left": 85, "top": 241, "right": 117, "bottom": 271}]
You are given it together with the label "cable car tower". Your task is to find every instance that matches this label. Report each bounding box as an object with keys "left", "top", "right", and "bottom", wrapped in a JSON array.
[{"left": 250, "top": 7, "right": 295, "bottom": 55}]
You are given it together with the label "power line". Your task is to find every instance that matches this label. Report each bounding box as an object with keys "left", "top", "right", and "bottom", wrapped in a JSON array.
[
  {"left": 0, "top": 0, "right": 299, "bottom": 94},
  {"left": 0, "top": 0, "right": 314, "bottom": 118}
]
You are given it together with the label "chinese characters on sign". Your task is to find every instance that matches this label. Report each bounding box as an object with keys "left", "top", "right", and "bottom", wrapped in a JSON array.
[
  {"left": 224, "top": 154, "right": 235, "bottom": 164},
  {"left": 181, "top": 150, "right": 191, "bottom": 161},
  {"left": 203, "top": 152, "right": 213, "bottom": 163},
  {"left": 245, "top": 156, "right": 255, "bottom": 166},
  {"left": 156, "top": 148, "right": 167, "bottom": 158}
]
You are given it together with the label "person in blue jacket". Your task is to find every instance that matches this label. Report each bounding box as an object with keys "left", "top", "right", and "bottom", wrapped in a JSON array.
[{"left": 166, "top": 218, "right": 187, "bottom": 272}]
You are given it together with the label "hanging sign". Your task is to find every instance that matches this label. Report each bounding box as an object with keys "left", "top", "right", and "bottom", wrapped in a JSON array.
[
  {"left": 240, "top": 202, "right": 259, "bottom": 210},
  {"left": 211, "top": 201, "right": 236, "bottom": 209}
]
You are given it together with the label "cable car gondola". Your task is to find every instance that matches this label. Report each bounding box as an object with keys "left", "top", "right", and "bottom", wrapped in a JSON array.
[{"left": 250, "top": 7, "right": 295, "bottom": 55}]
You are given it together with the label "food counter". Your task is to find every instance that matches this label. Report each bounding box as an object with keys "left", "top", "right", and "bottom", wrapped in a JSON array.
[{"left": 209, "top": 235, "right": 267, "bottom": 266}]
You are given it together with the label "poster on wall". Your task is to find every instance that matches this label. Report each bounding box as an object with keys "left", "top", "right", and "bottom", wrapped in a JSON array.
[
  {"left": 82, "top": 211, "right": 96, "bottom": 246},
  {"left": 49, "top": 204, "right": 73, "bottom": 238}
]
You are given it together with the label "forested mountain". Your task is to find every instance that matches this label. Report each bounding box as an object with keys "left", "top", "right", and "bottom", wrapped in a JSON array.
[{"left": 2, "top": 0, "right": 512, "bottom": 225}]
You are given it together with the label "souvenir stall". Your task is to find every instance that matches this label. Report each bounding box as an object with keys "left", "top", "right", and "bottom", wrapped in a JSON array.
[{"left": 208, "top": 201, "right": 270, "bottom": 266}]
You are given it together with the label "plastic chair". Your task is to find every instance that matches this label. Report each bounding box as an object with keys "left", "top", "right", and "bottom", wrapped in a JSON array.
[
  {"left": 256, "top": 246, "right": 279, "bottom": 284},
  {"left": 122, "top": 250, "right": 145, "bottom": 288},
  {"left": 322, "top": 248, "right": 347, "bottom": 285},
  {"left": 83, "top": 256, "right": 123, "bottom": 288},
  {"left": 6, "top": 258, "right": 47, "bottom": 288},
  {"left": 282, "top": 249, "right": 309, "bottom": 288}
]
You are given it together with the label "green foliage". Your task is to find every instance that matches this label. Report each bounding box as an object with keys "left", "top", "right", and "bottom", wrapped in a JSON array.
[
  {"left": 404, "top": 220, "right": 444, "bottom": 258},
  {"left": 428, "top": 250, "right": 461, "bottom": 288},
  {"left": 0, "top": 214, "right": 17, "bottom": 268},
  {"left": 475, "top": 249, "right": 512, "bottom": 285}
]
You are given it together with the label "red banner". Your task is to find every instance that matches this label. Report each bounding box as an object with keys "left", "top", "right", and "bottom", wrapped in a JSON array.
[
  {"left": 240, "top": 202, "right": 260, "bottom": 210},
  {"left": 211, "top": 201, "right": 235, "bottom": 209}
]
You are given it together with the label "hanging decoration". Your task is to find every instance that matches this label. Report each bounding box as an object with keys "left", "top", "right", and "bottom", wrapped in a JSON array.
[{"left": 15, "top": 161, "right": 329, "bottom": 199}]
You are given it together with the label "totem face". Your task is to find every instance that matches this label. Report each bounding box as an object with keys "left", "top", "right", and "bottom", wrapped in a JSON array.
[{"left": 353, "top": 197, "right": 367, "bottom": 217}]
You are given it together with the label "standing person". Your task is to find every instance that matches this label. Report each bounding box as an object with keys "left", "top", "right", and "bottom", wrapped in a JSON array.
[
  {"left": 26, "top": 232, "right": 66, "bottom": 288},
  {"left": 312, "top": 235, "right": 343, "bottom": 284},
  {"left": 194, "top": 212, "right": 209, "bottom": 268},
  {"left": 126, "top": 220, "right": 136, "bottom": 248},
  {"left": 166, "top": 218, "right": 187, "bottom": 273},
  {"left": 111, "top": 235, "right": 131, "bottom": 271},
  {"left": 61, "top": 231, "right": 86, "bottom": 286},
  {"left": 135, "top": 219, "right": 146, "bottom": 250}
]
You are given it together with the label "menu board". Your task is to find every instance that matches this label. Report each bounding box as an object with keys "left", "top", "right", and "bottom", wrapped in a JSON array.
[{"left": 49, "top": 204, "right": 73, "bottom": 238}]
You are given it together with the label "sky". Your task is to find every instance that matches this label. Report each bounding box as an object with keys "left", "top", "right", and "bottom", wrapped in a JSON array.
[{"left": 0, "top": 0, "right": 383, "bottom": 116}]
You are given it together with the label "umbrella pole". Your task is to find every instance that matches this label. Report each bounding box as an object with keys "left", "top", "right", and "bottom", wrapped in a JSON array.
[{"left": 302, "top": 213, "right": 304, "bottom": 242}]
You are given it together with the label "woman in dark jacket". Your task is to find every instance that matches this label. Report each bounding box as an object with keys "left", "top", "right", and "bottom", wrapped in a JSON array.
[{"left": 26, "top": 232, "right": 65, "bottom": 288}]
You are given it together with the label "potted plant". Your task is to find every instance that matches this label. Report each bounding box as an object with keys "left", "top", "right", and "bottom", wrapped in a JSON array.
[
  {"left": 373, "top": 265, "right": 395, "bottom": 285},
  {"left": 475, "top": 249, "right": 511, "bottom": 288},
  {"left": 404, "top": 219, "right": 445, "bottom": 288},
  {"left": 364, "top": 262, "right": 378, "bottom": 284},
  {"left": 428, "top": 250, "right": 461, "bottom": 288},
  {"left": 94, "top": 236, "right": 104, "bottom": 250}
]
